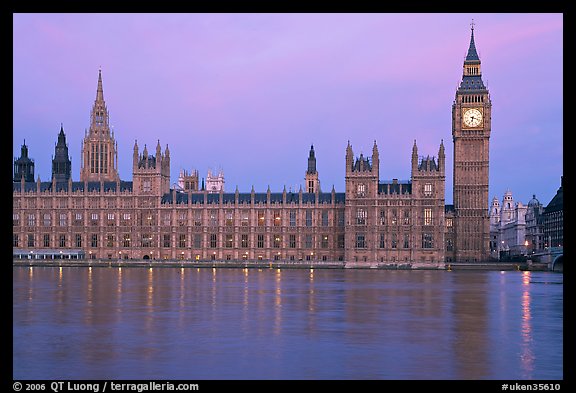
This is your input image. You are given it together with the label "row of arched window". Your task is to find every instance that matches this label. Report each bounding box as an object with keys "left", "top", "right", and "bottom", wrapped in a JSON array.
[
  {"left": 467, "top": 66, "right": 480, "bottom": 75},
  {"left": 461, "top": 95, "right": 484, "bottom": 103}
]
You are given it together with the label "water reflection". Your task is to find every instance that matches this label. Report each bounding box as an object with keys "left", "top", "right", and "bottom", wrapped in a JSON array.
[
  {"left": 308, "top": 269, "right": 315, "bottom": 313},
  {"left": 28, "top": 267, "right": 34, "bottom": 302},
  {"left": 520, "top": 271, "right": 534, "bottom": 378},
  {"left": 117, "top": 267, "right": 123, "bottom": 317},
  {"left": 451, "top": 272, "right": 489, "bottom": 379},
  {"left": 84, "top": 266, "right": 93, "bottom": 326},
  {"left": 177, "top": 268, "right": 185, "bottom": 329},
  {"left": 274, "top": 269, "right": 282, "bottom": 336},
  {"left": 13, "top": 267, "right": 563, "bottom": 380}
]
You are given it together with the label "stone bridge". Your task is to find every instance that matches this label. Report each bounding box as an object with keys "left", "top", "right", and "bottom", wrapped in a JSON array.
[{"left": 531, "top": 247, "right": 563, "bottom": 272}]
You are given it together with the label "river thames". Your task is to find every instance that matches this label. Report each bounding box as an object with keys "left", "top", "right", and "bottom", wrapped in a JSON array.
[{"left": 13, "top": 266, "right": 562, "bottom": 380}]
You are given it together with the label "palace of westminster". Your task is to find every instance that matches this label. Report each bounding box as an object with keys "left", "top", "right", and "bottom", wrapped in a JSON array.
[{"left": 13, "top": 27, "right": 494, "bottom": 266}]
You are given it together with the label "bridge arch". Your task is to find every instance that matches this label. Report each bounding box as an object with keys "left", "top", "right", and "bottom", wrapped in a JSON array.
[{"left": 552, "top": 254, "right": 563, "bottom": 272}]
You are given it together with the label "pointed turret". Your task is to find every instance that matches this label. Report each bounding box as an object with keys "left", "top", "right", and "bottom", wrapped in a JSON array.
[
  {"left": 96, "top": 68, "right": 104, "bottom": 102},
  {"left": 411, "top": 139, "right": 418, "bottom": 175},
  {"left": 305, "top": 144, "right": 319, "bottom": 193},
  {"left": 307, "top": 145, "right": 316, "bottom": 174},
  {"left": 132, "top": 140, "right": 139, "bottom": 171},
  {"left": 156, "top": 139, "right": 162, "bottom": 158},
  {"left": 372, "top": 140, "right": 379, "bottom": 179},
  {"left": 346, "top": 141, "right": 353, "bottom": 171},
  {"left": 14, "top": 140, "right": 35, "bottom": 182},
  {"left": 438, "top": 139, "right": 445, "bottom": 173},
  {"left": 52, "top": 124, "right": 72, "bottom": 182}
]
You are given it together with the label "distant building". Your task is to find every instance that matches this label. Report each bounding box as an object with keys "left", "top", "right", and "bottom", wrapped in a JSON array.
[
  {"left": 305, "top": 145, "right": 320, "bottom": 193},
  {"left": 525, "top": 194, "right": 545, "bottom": 254},
  {"left": 542, "top": 177, "right": 563, "bottom": 248},
  {"left": 206, "top": 169, "right": 224, "bottom": 193},
  {"left": 14, "top": 141, "right": 34, "bottom": 182},
  {"left": 489, "top": 190, "right": 527, "bottom": 258},
  {"left": 176, "top": 169, "right": 199, "bottom": 192}
]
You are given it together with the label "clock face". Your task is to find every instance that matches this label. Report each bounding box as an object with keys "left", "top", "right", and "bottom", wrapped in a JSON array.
[{"left": 463, "top": 108, "right": 483, "bottom": 128}]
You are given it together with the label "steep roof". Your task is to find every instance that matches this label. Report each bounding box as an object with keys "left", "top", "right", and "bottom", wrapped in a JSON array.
[{"left": 544, "top": 181, "right": 563, "bottom": 214}]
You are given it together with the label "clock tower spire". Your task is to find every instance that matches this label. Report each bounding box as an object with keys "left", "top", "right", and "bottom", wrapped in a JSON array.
[{"left": 451, "top": 21, "right": 491, "bottom": 262}]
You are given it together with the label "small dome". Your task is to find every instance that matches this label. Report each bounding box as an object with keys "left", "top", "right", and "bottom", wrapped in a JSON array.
[{"left": 528, "top": 194, "right": 540, "bottom": 207}]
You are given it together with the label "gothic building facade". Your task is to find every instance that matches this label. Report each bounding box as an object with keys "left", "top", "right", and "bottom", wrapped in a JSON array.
[{"left": 13, "top": 26, "right": 491, "bottom": 265}]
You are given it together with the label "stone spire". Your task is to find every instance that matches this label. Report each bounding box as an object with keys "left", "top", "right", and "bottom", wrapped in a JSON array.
[
  {"left": 438, "top": 139, "right": 445, "bottom": 173},
  {"left": 14, "top": 140, "right": 35, "bottom": 182},
  {"left": 466, "top": 19, "right": 480, "bottom": 61},
  {"left": 411, "top": 139, "right": 418, "bottom": 174},
  {"left": 305, "top": 144, "right": 319, "bottom": 193},
  {"left": 459, "top": 20, "right": 486, "bottom": 91},
  {"left": 96, "top": 68, "right": 104, "bottom": 102},
  {"left": 371, "top": 140, "right": 379, "bottom": 178},
  {"left": 156, "top": 139, "right": 162, "bottom": 158},
  {"left": 307, "top": 144, "right": 317, "bottom": 174},
  {"left": 52, "top": 124, "right": 72, "bottom": 182},
  {"left": 346, "top": 140, "right": 353, "bottom": 171},
  {"left": 80, "top": 69, "right": 119, "bottom": 182}
]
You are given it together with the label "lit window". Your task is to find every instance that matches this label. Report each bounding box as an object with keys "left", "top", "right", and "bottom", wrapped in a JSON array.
[
  {"left": 226, "top": 211, "right": 234, "bottom": 226},
  {"left": 424, "top": 208, "right": 433, "bottom": 226},
  {"left": 356, "top": 209, "right": 367, "bottom": 225}
]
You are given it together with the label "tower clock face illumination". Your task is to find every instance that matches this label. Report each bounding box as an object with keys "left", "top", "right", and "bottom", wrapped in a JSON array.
[{"left": 463, "top": 108, "right": 483, "bottom": 128}]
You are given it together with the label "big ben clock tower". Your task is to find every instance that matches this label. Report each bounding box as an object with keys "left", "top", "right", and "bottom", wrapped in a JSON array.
[{"left": 452, "top": 21, "right": 491, "bottom": 262}]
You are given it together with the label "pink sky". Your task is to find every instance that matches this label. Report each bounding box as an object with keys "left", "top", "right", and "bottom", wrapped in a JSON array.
[{"left": 13, "top": 13, "right": 563, "bottom": 205}]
